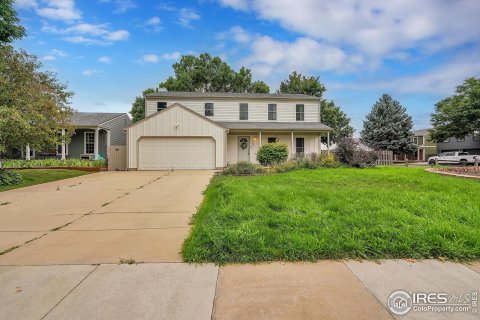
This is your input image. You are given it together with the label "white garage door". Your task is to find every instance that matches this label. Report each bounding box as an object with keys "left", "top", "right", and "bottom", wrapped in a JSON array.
[{"left": 138, "top": 137, "right": 215, "bottom": 170}]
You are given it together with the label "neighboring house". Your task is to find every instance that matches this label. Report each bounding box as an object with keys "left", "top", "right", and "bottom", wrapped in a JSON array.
[
  {"left": 437, "top": 131, "right": 480, "bottom": 155},
  {"left": 395, "top": 129, "right": 438, "bottom": 161},
  {"left": 126, "top": 91, "right": 331, "bottom": 170},
  {"left": 30, "top": 112, "right": 131, "bottom": 160}
]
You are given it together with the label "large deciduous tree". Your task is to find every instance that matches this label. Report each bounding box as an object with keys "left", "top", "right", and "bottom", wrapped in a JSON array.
[
  {"left": 321, "top": 100, "right": 354, "bottom": 144},
  {"left": 0, "top": 0, "right": 25, "bottom": 44},
  {"left": 158, "top": 53, "right": 269, "bottom": 93},
  {"left": 360, "top": 94, "right": 417, "bottom": 155},
  {"left": 130, "top": 88, "right": 155, "bottom": 123},
  {"left": 278, "top": 71, "right": 326, "bottom": 98},
  {"left": 430, "top": 77, "right": 480, "bottom": 141},
  {"left": 0, "top": 46, "right": 74, "bottom": 157}
]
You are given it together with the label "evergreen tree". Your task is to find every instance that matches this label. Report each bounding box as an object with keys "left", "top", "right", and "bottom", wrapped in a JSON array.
[{"left": 360, "top": 94, "right": 417, "bottom": 154}]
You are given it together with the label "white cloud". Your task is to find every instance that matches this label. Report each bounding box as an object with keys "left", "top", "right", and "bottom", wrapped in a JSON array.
[
  {"left": 51, "top": 49, "right": 67, "bottom": 57},
  {"left": 161, "top": 51, "right": 181, "bottom": 60},
  {"left": 178, "top": 8, "right": 200, "bottom": 28},
  {"left": 98, "top": 56, "right": 112, "bottom": 64},
  {"left": 98, "top": 0, "right": 136, "bottom": 14},
  {"left": 219, "top": 26, "right": 251, "bottom": 43},
  {"left": 43, "top": 54, "right": 56, "bottom": 61},
  {"left": 103, "top": 30, "right": 129, "bottom": 41},
  {"left": 142, "top": 54, "right": 159, "bottom": 63},
  {"left": 36, "top": 0, "right": 81, "bottom": 22},
  {"left": 42, "top": 23, "right": 129, "bottom": 44},
  {"left": 331, "top": 50, "right": 480, "bottom": 95},
  {"left": 144, "top": 16, "right": 162, "bottom": 32},
  {"left": 217, "top": 0, "right": 480, "bottom": 61},
  {"left": 14, "top": 0, "right": 37, "bottom": 8},
  {"left": 82, "top": 69, "right": 102, "bottom": 76}
]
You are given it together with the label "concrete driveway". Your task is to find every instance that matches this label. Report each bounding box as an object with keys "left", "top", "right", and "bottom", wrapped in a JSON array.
[{"left": 0, "top": 170, "right": 214, "bottom": 265}]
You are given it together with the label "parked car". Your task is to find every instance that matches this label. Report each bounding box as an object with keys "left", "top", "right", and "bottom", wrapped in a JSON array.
[{"left": 428, "top": 152, "right": 478, "bottom": 166}]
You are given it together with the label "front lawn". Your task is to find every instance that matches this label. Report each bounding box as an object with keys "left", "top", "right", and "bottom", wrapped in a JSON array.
[
  {"left": 183, "top": 167, "right": 480, "bottom": 263},
  {"left": 0, "top": 169, "right": 91, "bottom": 192}
]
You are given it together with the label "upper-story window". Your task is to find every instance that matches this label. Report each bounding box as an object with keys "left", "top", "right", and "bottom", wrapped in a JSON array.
[
  {"left": 296, "top": 104, "right": 304, "bottom": 121},
  {"left": 413, "top": 137, "right": 419, "bottom": 144},
  {"left": 205, "top": 103, "right": 214, "bottom": 116},
  {"left": 239, "top": 103, "right": 248, "bottom": 120},
  {"left": 268, "top": 104, "right": 277, "bottom": 121},
  {"left": 157, "top": 102, "right": 167, "bottom": 112}
]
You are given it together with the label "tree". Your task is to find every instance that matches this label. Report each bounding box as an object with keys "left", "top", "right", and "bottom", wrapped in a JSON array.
[
  {"left": 0, "top": 46, "right": 74, "bottom": 158},
  {"left": 249, "top": 80, "right": 270, "bottom": 93},
  {"left": 360, "top": 94, "right": 417, "bottom": 155},
  {"left": 278, "top": 71, "right": 326, "bottom": 98},
  {"left": 430, "top": 77, "right": 480, "bottom": 141},
  {"left": 0, "top": 0, "right": 25, "bottom": 44},
  {"left": 321, "top": 100, "right": 354, "bottom": 144},
  {"left": 158, "top": 53, "right": 265, "bottom": 93},
  {"left": 130, "top": 88, "right": 155, "bottom": 123}
]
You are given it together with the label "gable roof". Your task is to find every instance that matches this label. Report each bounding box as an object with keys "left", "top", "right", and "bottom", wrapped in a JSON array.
[
  {"left": 126, "top": 103, "right": 227, "bottom": 130},
  {"left": 415, "top": 129, "right": 431, "bottom": 136},
  {"left": 71, "top": 112, "right": 127, "bottom": 127},
  {"left": 145, "top": 91, "right": 319, "bottom": 101}
]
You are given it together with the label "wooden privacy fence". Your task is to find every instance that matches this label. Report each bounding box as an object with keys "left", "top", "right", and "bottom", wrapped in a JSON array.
[
  {"left": 107, "top": 145, "right": 126, "bottom": 171},
  {"left": 376, "top": 150, "right": 393, "bottom": 166}
]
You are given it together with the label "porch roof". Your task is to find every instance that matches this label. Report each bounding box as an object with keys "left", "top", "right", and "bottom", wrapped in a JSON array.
[
  {"left": 71, "top": 112, "right": 126, "bottom": 127},
  {"left": 216, "top": 121, "right": 331, "bottom": 131}
]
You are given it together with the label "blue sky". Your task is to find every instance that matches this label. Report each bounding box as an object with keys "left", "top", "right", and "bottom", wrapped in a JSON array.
[{"left": 13, "top": 0, "right": 480, "bottom": 134}]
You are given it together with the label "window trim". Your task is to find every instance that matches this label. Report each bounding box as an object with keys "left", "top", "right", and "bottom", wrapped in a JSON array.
[
  {"left": 157, "top": 101, "right": 167, "bottom": 112},
  {"left": 239, "top": 103, "right": 248, "bottom": 120},
  {"left": 296, "top": 104, "right": 305, "bottom": 121},
  {"left": 295, "top": 137, "right": 305, "bottom": 154},
  {"left": 474, "top": 131, "right": 480, "bottom": 141},
  {"left": 268, "top": 104, "right": 277, "bottom": 121},
  {"left": 413, "top": 137, "right": 419, "bottom": 144},
  {"left": 84, "top": 131, "right": 95, "bottom": 155},
  {"left": 204, "top": 103, "right": 214, "bottom": 117}
]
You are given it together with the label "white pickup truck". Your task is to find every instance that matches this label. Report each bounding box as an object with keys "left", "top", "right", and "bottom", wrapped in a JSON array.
[{"left": 428, "top": 152, "right": 478, "bottom": 166}]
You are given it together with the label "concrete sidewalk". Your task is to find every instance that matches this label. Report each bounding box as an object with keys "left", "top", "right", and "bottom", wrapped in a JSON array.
[{"left": 1, "top": 260, "right": 478, "bottom": 320}]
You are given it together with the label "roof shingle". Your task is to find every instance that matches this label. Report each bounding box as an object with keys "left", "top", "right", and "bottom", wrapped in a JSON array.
[
  {"left": 145, "top": 91, "right": 319, "bottom": 100},
  {"left": 71, "top": 112, "right": 126, "bottom": 127}
]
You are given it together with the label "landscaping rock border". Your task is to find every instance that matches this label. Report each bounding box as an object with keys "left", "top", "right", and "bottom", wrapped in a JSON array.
[{"left": 426, "top": 166, "right": 480, "bottom": 179}]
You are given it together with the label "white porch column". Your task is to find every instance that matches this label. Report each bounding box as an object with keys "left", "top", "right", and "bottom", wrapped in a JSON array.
[
  {"left": 259, "top": 132, "right": 262, "bottom": 147},
  {"left": 291, "top": 132, "right": 294, "bottom": 155},
  {"left": 61, "top": 129, "right": 66, "bottom": 160},
  {"left": 106, "top": 130, "right": 111, "bottom": 159},
  {"left": 94, "top": 128, "right": 99, "bottom": 160},
  {"left": 319, "top": 134, "right": 322, "bottom": 153},
  {"left": 25, "top": 144, "right": 31, "bottom": 160},
  {"left": 32, "top": 149, "right": 35, "bottom": 159},
  {"left": 327, "top": 132, "right": 330, "bottom": 155}
]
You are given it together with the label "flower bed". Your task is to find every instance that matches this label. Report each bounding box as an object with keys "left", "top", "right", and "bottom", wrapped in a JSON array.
[
  {"left": 1, "top": 158, "right": 106, "bottom": 169},
  {"left": 426, "top": 166, "right": 480, "bottom": 179}
]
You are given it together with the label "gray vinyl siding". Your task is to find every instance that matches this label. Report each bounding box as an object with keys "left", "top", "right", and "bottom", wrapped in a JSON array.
[
  {"left": 65, "top": 129, "right": 108, "bottom": 159},
  {"left": 100, "top": 114, "right": 131, "bottom": 145},
  {"left": 145, "top": 98, "right": 320, "bottom": 122},
  {"left": 437, "top": 134, "right": 480, "bottom": 154}
]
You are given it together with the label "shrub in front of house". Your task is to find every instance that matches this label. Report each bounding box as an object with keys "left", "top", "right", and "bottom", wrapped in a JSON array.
[
  {"left": 271, "top": 153, "right": 341, "bottom": 173},
  {"left": 0, "top": 169, "right": 23, "bottom": 186},
  {"left": 1, "top": 158, "right": 106, "bottom": 168},
  {"left": 256, "top": 143, "right": 289, "bottom": 166},
  {"left": 334, "top": 137, "right": 378, "bottom": 168},
  {"left": 222, "top": 161, "right": 266, "bottom": 175}
]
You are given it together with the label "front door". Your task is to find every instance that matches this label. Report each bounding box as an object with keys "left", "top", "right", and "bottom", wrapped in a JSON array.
[{"left": 238, "top": 136, "right": 250, "bottom": 162}]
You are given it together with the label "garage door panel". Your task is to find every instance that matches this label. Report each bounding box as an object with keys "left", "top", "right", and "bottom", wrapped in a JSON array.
[{"left": 139, "top": 137, "right": 215, "bottom": 170}]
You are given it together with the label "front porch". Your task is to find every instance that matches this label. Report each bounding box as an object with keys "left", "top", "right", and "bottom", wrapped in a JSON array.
[{"left": 226, "top": 130, "right": 331, "bottom": 165}]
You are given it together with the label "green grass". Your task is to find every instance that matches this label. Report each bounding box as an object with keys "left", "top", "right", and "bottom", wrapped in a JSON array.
[
  {"left": 0, "top": 169, "right": 91, "bottom": 192},
  {"left": 183, "top": 167, "right": 480, "bottom": 263}
]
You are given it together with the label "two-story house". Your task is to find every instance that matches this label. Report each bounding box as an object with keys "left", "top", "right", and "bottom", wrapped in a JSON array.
[
  {"left": 394, "top": 129, "right": 437, "bottom": 162},
  {"left": 437, "top": 132, "right": 480, "bottom": 155},
  {"left": 126, "top": 91, "right": 331, "bottom": 170}
]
